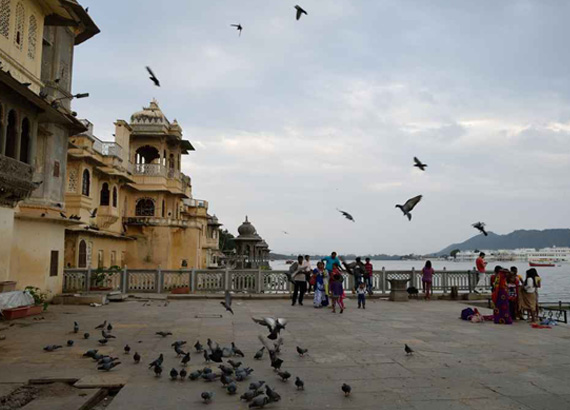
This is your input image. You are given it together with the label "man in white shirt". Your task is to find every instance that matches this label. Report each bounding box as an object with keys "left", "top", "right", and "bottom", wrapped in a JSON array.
[{"left": 303, "top": 255, "right": 313, "bottom": 293}]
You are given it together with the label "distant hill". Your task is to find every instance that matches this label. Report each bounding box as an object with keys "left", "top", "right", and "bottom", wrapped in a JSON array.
[{"left": 436, "top": 229, "right": 570, "bottom": 256}]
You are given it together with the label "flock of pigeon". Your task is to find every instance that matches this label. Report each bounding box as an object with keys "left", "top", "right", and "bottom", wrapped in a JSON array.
[{"left": 41, "top": 295, "right": 418, "bottom": 407}]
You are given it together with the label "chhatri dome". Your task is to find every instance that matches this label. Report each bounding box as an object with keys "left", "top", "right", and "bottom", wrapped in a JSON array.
[
  {"left": 237, "top": 216, "right": 259, "bottom": 238},
  {"left": 130, "top": 99, "right": 170, "bottom": 125}
]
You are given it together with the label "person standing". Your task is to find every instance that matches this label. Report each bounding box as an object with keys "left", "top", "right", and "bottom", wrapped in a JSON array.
[
  {"left": 519, "top": 268, "right": 541, "bottom": 322},
  {"left": 330, "top": 273, "right": 345, "bottom": 314},
  {"left": 291, "top": 255, "right": 309, "bottom": 306},
  {"left": 313, "top": 262, "right": 326, "bottom": 308},
  {"left": 421, "top": 260, "right": 434, "bottom": 300},
  {"left": 342, "top": 257, "right": 365, "bottom": 293},
  {"left": 356, "top": 282, "right": 367, "bottom": 309},
  {"left": 322, "top": 252, "right": 341, "bottom": 276},
  {"left": 492, "top": 268, "right": 513, "bottom": 324},
  {"left": 364, "top": 258, "right": 374, "bottom": 294},
  {"left": 303, "top": 255, "right": 313, "bottom": 294},
  {"left": 474, "top": 252, "right": 488, "bottom": 293}
]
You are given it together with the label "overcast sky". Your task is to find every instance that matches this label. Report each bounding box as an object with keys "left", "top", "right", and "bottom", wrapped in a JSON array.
[{"left": 72, "top": 0, "right": 570, "bottom": 255}]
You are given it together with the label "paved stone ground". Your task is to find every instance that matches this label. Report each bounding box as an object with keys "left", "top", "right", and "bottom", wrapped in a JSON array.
[{"left": 1, "top": 297, "right": 570, "bottom": 410}]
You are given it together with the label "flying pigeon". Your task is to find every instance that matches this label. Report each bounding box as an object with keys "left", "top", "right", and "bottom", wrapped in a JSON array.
[
  {"left": 405, "top": 344, "right": 414, "bottom": 355},
  {"left": 342, "top": 383, "right": 352, "bottom": 396},
  {"left": 201, "top": 392, "right": 214, "bottom": 403},
  {"left": 133, "top": 352, "right": 141, "bottom": 364},
  {"left": 472, "top": 222, "right": 488, "bottom": 236},
  {"left": 337, "top": 209, "right": 355, "bottom": 222},
  {"left": 282, "top": 231, "right": 289, "bottom": 235},
  {"left": 295, "top": 5, "right": 308, "bottom": 20},
  {"left": 156, "top": 331, "right": 172, "bottom": 337},
  {"left": 231, "top": 24, "right": 243, "bottom": 36},
  {"left": 277, "top": 371, "right": 291, "bottom": 381},
  {"left": 221, "top": 291, "right": 234, "bottom": 314},
  {"left": 413, "top": 156, "right": 427, "bottom": 171},
  {"left": 295, "top": 377, "right": 304, "bottom": 390},
  {"left": 145, "top": 66, "right": 160, "bottom": 87},
  {"left": 296, "top": 346, "right": 308, "bottom": 357},
  {"left": 90, "top": 208, "right": 98, "bottom": 218},
  {"left": 395, "top": 195, "right": 423, "bottom": 221}
]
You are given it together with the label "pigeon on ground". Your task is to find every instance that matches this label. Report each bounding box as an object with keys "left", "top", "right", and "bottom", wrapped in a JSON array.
[
  {"left": 396, "top": 195, "right": 423, "bottom": 221},
  {"left": 231, "top": 24, "right": 243, "bottom": 36},
  {"left": 181, "top": 352, "right": 191, "bottom": 366},
  {"left": 240, "top": 389, "right": 263, "bottom": 402},
  {"left": 95, "top": 320, "right": 107, "bottom": 330},
  {"left": 294, "top": 5, "right": 308, "bottom": 20},
  {"left": 265, "top": 385, "right": 281, "bottom": 403},
  {"left": 98, "top": 339, "right": 108, "bottom": 345},
  {"left": 235, "top": 367, "right": 254, "bottom": 381},
  {"left": 207, "top": 338, "right": 219, "bottom": 351},
  {"left": 145, "top": 66, "right": 160, "bottom": 87},
  {"left": 98, "top": 361, "right": 121, "bottom": 371},
  {"left": 180, "top": 368, "right": 187, "bottom": 380},
  {"left": 413, "top": 156, "right": 427, "bottom": 171},
  {"left": 67, "top": 340, "right": 74, "bottom": 347},
  {"left": 228, "top": 359, "right": 242, "bottom": 369},
  {"left": 337, "top": 209, "right": 355, "bottom": 222},
  {"left": 133, "top": 352, "right": 141, "bottom": 364},
  {"left": 149, "top": 353, "right": 164, "bottom": 368},
  {"left": 174, "top": 344, "right": 186, "bottom": 357},
  {"left": 189, "top": 370, "right": 202, "bottom": 380},
  {"left": 254, "top": 347, "right": 265, "bottom": 360},
  {"left": 342, "top": 383, "right": 352, "bottom": 396},
  {"left": 219, "top": 364, "right": 234, "bottom": 376},
  {"left": 201, "top": 392, "right": 214, "bottom": 403},
  {"left": 153, "top": 364, "right": 163, "bottom": 377},
  {"left": 73, "top": 322, "right": 79, "bottom": 333},
  {"left": 83, "top": 332, "right": 90, "bottom": 339},
  {"left": 171, "top": 340, "right": 187, "bottom": 348},
  {"left": 124, "top": 344, "right": 131, "bottom": 354},
  {"left": 249, "top": 381, "right": 265, "bottom": 390},
  {"left": 203, "top": 350, "right": 210, "bottom": 363},
  {"left": 277, "top": 371, "right": 291, "bottom": 381},
  {"left": 227, "top": 382, "right": 238, "bottom": 395},
  {"left": 202, "top": 367, "right": 212, "bottom": 374},
  {"left": 249, "top": 395, "right": 269, "bottom": 408},
  {"left": 102, "top": 330, "right": 115, "bottom": 339},
  {"left": 170, "top": 368, "right": 178, "bottom": 380},
  {"left": 271, "top": 357, "right": 283, "bottom": 371},
  {"left": 472, "top": 222, "right": 488, "bottom": 236},
  {"left": 83, "top": 349, "right": 98, "bottom": 358},
  {"left": 221, "top": 374, "right": 234, "bottom": 386},
  {"left": 202, "top": 372, "right": 220, "bottom": 382},
  {"left": 231, "top": 342, "right": 244, "bottom": 357},
  {"left": 296, "top": 346, "right": 308, "bottom": 357},
  {"left": 98, "top": 356, "right": 118, "bottom": 365},
  {"left": 295, "top": 377, "right": 304, "bottom": 390},
  {"left": 405, "top": 344, "right": 414, "bottom": 355},
  {"left": 209, "top": 348, "right": 223, "bottom": 363},
  {"left": 221, "top": 291, "right": 234, "bottom": 314},
  {"left": 194, "top": 340, "right": 204, "bottom": 351},
  {"left": 107, "top": 323, "right": 113, "bottom": 332},
  {"left": 156, "top": 331, "right": 172, "bottom": 337}
]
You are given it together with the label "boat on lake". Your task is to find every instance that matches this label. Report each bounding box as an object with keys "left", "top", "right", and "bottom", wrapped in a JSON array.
[{"left": 529, "top": 260, "right": 556, "bottom": 267}]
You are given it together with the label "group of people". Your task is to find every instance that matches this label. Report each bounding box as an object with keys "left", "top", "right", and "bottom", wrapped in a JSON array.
[{"left": 288, "top": 252, "right": 375, "bottom": 313}]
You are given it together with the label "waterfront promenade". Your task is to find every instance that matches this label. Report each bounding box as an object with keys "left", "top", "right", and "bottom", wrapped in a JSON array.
[{"left": 0, "top": 298, "right": 569, "bottom": 409}]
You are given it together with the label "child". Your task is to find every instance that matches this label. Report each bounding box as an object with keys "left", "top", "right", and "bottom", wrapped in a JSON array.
[
  {"left": 421, "top": 260, "right": 434, "bottom": 300},
  {"left": 506, "top": 271, "right": 519, "bottom": 321},
  {"left": 330, "top": 273, "right": 344, "bottom": 314},
  {"left": 357, "top": 282, "right": 366, "bottom": 309},
  {"left": 313, "top": 262, "right": 326, "bottom": 308}
]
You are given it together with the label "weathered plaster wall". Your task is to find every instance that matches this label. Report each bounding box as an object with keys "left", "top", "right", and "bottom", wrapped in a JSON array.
[{"left": 0, "top": 207, "right": 15, "bottom": 282}]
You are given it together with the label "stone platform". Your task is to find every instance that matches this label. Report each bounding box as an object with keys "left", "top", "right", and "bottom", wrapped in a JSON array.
[{"left": 0, "top": 298, "right": 569, "bottom": 409}]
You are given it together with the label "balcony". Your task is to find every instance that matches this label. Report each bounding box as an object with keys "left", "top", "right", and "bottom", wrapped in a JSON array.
[
  {"left": 132, "top": 164, "right": 191, "bottom": 196},
  {"left": 0, "top": 154, "right": 36, "bottom": 207},
  {"left": 97, "top": 205, "right": 120, "bottom": 228},
  {"left": 124, "top": 216, "right": 191, "bottom": 228}
]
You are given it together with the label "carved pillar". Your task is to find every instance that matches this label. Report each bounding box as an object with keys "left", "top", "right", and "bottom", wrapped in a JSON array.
[
  {"left": 13, "top": 116, "right": 21, "bottom": 163},
  {"left": 28, "top": 120, "right": 38, "bottom": 170}
]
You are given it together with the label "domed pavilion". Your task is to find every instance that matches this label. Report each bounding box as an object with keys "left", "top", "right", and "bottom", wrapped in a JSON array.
[{"left": 234, "top": 216, "right": 270, "bottom": 268}]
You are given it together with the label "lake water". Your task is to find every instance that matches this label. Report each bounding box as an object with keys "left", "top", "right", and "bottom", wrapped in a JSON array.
[{"left": 269, "top": 259, "right": 570, "bottom": 303}]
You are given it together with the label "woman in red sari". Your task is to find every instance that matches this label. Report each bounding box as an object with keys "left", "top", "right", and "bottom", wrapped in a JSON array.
[{"left": 492, "top": 268, "right": 513, "bottom": 325}]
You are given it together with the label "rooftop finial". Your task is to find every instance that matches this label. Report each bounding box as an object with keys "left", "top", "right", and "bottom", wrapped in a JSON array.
[{"left": 245, "top": 215, "right": 249, "bottom": 222}]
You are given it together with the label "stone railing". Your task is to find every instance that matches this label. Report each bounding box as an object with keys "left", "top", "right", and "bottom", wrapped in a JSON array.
[
  {"left": 101, "top": 142, "right": 123, "bottom": 158},
  {"left": 133, "top": 163, "right": 167, "bottom": 177},
  {"left": 63, "top": 268, "right": 484, "bottom": 295}
]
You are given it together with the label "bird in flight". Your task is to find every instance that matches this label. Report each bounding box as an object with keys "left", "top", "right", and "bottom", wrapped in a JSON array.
[
  {"left": 230, "top": 24, "right": 243, "bottom": 36},
  {"left": 472, "top": 222, "right": 488, "bottom": 236},
  {"left": 395, "top": 195, "right": 423, "bottom": 221},
  {"left": 295, "top": 5, "right": 308, "bottom": 20},
  {"left": 413, "top": 157, "right": 427, "bottom": 171},
  {"left": 145, "top": 66, "right": 160, "bottom": 87},
  {"left": 282, "top": 230, "right": 289, "bottom": 235},
  {"left": 337, "top": 209, "right": 355, "bottom": 222}
]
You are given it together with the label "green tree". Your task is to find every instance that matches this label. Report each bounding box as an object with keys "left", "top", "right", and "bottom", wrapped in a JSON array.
[
  {"left": 219, "top": 229, "right": 236, "bottom": 253},
  {"left": 450, "top": 249, "right": 461, "bottom": 259}
]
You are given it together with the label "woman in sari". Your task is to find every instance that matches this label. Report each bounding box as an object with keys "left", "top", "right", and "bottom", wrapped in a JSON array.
[
  {"left": 492, "top": 268, "right": 512, "bottom": 324},
  {"left": 519, "top": 268, "right": 540, "bottom": 322},
  {"left": 313, "top": 262, "right": 326, "bottom": 308}
]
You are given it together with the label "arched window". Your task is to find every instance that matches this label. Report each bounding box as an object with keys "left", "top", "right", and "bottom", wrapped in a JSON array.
[
  {"left": 100, "top": 183, "right": 110, "bottom": 206},
  {"left": 161, "top": 199, "right": 165, "bottom": 217},
  {"left": 135, "top": 198, "right": 155, "bottom": 216},
  {"left": 5, "top": 110, "right": 18, "bottom": 159},
  {"left": 112, "top": 186, "right": 118, "bottom": 207},
  {"left": 82, "top": 169, "right": 90, "bottom": 196},
  {"left": 78, "top": 240, "right": 87, "bottom": 268},
  {"left": 134, "top": 145, "right": 159, "bottom": 164},
  {"left": 27, "top": 14, "right": 37, "bottom": 59},
  {"left": 0, "top": 0, "right": 11, "bottom": 39},
  {"left": 14, "top": 2, "right": 24, "bottom": 50},
  {"left": 19, "top": 117, "right": 30, "bottom": 163}
]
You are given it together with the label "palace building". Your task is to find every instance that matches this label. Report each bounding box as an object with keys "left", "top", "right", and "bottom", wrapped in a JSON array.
[
  {"left": 0, "top": 0, "right": 99, "bottom": 295},
  {"left": 63, "top": 100, "right": 223, "bottom": 271}
]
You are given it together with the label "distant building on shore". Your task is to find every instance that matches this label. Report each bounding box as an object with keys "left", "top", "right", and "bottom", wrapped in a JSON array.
[{"left": 233, "top": 216, "right": 270, "bottom": 269}]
